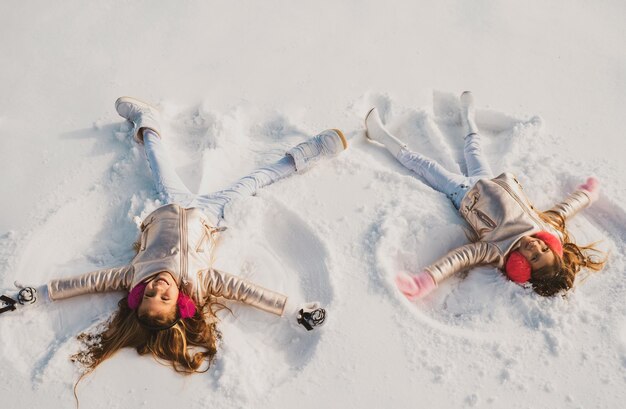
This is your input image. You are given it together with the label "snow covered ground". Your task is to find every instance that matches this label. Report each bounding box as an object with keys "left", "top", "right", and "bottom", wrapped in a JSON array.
[{"left": 1, "top": 1, "right": 625, "bottom": 408}]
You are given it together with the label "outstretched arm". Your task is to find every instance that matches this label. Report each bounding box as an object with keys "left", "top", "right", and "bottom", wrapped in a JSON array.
[
  {"left": 396, "top": 241, "right": 501, "bottom": 300},
  {"left": 425, "top": 241, "right": 502, "bottom": 284},
  {"left": 545, "top": 177, "right": 599, "bottom": 221},
  {"left": 48, "top": 265, "right": 134, "bottom": 301},
  {"left": 201, "top": 268, "right": 287, "bottom": 316}
]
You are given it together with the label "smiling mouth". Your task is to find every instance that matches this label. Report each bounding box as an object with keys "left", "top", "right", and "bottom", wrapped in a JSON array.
[{"left": 155, "top": 278, "right": 169, "bottom": 286}]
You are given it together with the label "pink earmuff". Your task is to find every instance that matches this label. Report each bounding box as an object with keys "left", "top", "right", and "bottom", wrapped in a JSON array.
[
  {"left": 127, "top": 281, "right": 196, "bottom": 318},
  {"left": 505, "top": 252, "right": 531, "bottom": 283},
  {"left": 505, "top": 231, "right": 563, "bottom": 283},
  {"left": 177, "top": 295, "right": 196, "bottom": 318},
  {"left": 127, "top": 282, "right": 147, "bottom": 309}
]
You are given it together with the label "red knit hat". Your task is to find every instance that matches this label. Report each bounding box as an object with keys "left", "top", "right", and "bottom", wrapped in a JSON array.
[
  {"left": 505, "top": 231, "right": 563, "bottom": 283},
  {"left": 127, "top": 282, "right": 196, "bottom": 318},
  {"left": 534, "top": 231, "right": 563, "bottom": 257}
]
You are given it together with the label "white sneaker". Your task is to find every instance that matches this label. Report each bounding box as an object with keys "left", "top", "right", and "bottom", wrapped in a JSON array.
[
  {"left": 287, "top": 129, "right": 348, "bottom": 172},
  {"left": 115, "top": 96, "right": 162, "bottom": 144},
  {"left": 364, "top": 107, "right": 406, "bottom": 157},
  {"left": 460, "top": 91, "right": 478, "bottom": 136}
]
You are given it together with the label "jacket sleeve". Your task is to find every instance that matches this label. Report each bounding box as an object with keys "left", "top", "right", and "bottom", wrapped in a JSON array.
[
  {"left": 201, "top": 268, "right": 287, "bottom": 316},
  {"left": 424, "top": 241, "right": 501, "bottom": 284},
  {"left": 47, "top": 265, "right": 134, "bottom": 301},
  {"left": 545, "top": 189, "right": 592, "bottom": 221}
]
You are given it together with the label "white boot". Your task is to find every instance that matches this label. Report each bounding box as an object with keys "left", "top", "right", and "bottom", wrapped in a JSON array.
[
  {"left": 460, "top": 91, "right": 478, "bottom": 136},
  {"left": 115, "top": 96, "right": 162, "bottom": 144},
  {"left": 364, "top": 107, "right": 407, "bottom": 158},
  {"left": 287, "top": 129, "right": 348, "bottom": 172},
  {"left": 283, "top": 299, "right": 327, "bottom": 332},
  {"left": 296, "top": 302, "right": 326, "bottom": 331}
]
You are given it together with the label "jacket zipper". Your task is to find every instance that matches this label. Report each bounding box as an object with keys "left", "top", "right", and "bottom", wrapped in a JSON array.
[
  {"left": 492, "top": 178, "right": 543, "bottom": 227},
  {"left": 474, "top": 210, "right": 496, "bottom": 229},
  {"left": 466, "top": 192, "right": 496, "bottom": 228}
]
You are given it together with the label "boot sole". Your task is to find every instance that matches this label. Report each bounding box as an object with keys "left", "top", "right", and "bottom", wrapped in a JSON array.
[
  {"left": 364, "top": 107, "right": 377, "bottom": 141},
  {"left": 114, "top": 96, "right": 161, "bottom": 144},
  {"left": 331, "top": 128, "right": 348, "bottom": 150},
  {"left": 114, "top": 96, "right": 156, "bottom": 116},
  {"left": 460, "top": 91, "right": 474, "bottom": 109},
  {"left": 363, "top": 107, "right": 376, "bottom": 141}
]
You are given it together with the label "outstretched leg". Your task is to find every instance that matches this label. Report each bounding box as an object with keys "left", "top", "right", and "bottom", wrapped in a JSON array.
[
  {"left": 460, "top": 92, "right": 493, "bottom": 179},
  {"left": 197, "top": 129, "right": 348, "bottom": 221},
  {"left": 115, "top": 97, "right": 194, "bottom": 205},
  {"left": 365, "top": 107, "right": 469, "bottom": 208},
  {"left": 196, "top": 155, "right": 298, "bottom": 220},
  {"left": 143, "top": 130, "right": 195, "bottom": 204},
  {"left": 396, "top": 148, "right": 469, "bottom": 208}
]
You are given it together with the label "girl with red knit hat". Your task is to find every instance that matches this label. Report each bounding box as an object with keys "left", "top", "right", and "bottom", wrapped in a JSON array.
[{"left": 365, "top": 92, "right": 604, "bottom": 299}]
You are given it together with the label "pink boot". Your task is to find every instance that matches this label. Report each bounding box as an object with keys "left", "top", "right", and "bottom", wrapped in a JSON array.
[{"left": 395, "top": 271, "right": 437, "bottom": 301}]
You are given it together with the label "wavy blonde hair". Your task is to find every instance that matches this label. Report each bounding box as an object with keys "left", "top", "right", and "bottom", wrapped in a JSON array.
[
  {"left": 530, "top": 211, "right": 606, "bottom": 296},
  {"left": 72, "top": 293, "right": 223, "bottom": 405}
]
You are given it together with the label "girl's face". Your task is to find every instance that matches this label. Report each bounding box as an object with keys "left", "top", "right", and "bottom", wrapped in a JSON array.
[
  {"left": 518, "top": 235, "right": 556, "bottom": 271},
  {"left": 138, "top": 272, "right": 179, "bottom": 317}
]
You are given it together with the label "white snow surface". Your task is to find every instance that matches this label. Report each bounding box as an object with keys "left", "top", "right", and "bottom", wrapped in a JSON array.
[{"left": 1, "top": 1, "right": 626, "bottom": 408}]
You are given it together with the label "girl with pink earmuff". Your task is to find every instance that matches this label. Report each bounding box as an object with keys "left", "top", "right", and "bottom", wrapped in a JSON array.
[
  {"left": 365, "top": 91, "right": 605, "bottom": 300},
  {"left": 3, "top": 97, "right": 344, "bottom": 388}
]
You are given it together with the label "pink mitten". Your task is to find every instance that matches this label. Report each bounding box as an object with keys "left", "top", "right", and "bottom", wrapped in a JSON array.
[
  {"left": 578, "top": 177, "right": 600, "bottom": 203},
  {"left": 395, "top": 271, "right": 437, "bottom": 301}
]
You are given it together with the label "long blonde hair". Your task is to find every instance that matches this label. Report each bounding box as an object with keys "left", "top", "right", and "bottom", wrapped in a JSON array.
[
  {"left": 72, "top": 294, "right": 223, "bottom": 403},
  {"left": 531, "top": 211, "right": 606, "bottom": 296}
]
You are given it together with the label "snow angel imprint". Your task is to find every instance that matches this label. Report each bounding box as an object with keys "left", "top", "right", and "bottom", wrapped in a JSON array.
[
  {"left": 365, "top": 92, "right": 605, "bottom": 300},
  {"left": 2, "top": 97, "right": 346, "bottom": 385}
]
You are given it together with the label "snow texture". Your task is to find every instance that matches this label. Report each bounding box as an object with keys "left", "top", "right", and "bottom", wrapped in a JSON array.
[{"left": 1, "top": 1, "right": 626, "bottom": 408}]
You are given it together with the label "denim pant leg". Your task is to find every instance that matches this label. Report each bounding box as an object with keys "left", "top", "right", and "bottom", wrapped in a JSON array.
[
  {"left": 464, "top": 133, "right": 493, "bottom": 179},
  {"left": 397, "top": 147, "right": 471, "bottom": 209},
  {"left": 143, "top": 132, "right": 196, "bottom": 206},
  {"left": 196, "top": 155, "right": 297, "bottom": 221}
]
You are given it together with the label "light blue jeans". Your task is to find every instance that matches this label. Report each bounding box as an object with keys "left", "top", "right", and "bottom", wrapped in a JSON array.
[
  {"left": 143, "top": 131, "right": 297, "bottom": 223},
  {"left": 396, "top": 132, "right": 493, "bottom": 209}
]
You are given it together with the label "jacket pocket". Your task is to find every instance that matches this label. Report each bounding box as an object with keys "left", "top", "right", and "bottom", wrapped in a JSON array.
[
  {"left": 473, "top": 209, "right": 496, "bottom": 230},
  {"left": 465, "top": 191, "right": 480, "bottom": 212},
  {"left": 138, "top": 216, "right": 156, "bottom": 251},
  {"left": 140, "top": 226, "right": 150, "bottom": 251},
  {"left": 140, "top": 216, "right": 155, "bottom": 232}
]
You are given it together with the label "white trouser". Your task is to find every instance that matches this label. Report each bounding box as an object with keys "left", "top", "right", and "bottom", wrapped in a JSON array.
[
  {"left": 396, "top": 132, "right": 493, "bottom": 209},
  {"left": 143, "top": 131, "right": 297, "bottom": 222}
]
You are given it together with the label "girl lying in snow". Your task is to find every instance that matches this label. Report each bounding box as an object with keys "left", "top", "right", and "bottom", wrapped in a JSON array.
[
  {"left": 4, "top": 97, "right": 346, "bottom": 375},
  {"left": 365, "top": 92, "right": 605, "bottom": 299}
]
